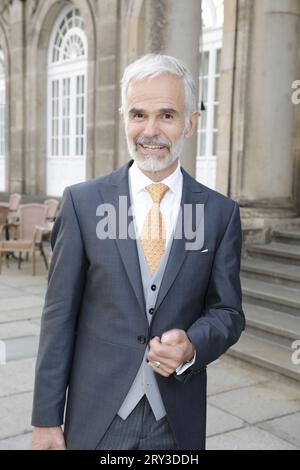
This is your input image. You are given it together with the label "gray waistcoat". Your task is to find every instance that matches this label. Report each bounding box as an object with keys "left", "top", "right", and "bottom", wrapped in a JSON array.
[{"left": 117, "top": 234, "right": 174, "bottom": 421}]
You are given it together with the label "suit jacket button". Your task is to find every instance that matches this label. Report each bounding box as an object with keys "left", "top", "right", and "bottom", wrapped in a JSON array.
[
  {"left": 151, "top": 284, "right": 156, "bottom": 291},
  {"left": 137, "top": 335, "right": 146, "bottom": 344}
]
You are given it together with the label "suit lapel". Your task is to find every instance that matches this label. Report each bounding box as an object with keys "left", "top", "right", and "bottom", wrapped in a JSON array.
[
  {"left": 154, "top": 168, "right": 209, "bottom": 314},
  {"left": 97, "top": 161, "right": 146, "bottom": 317}
]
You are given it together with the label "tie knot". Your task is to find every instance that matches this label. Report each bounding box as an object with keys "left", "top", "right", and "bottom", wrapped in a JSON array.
[{"left": 146, "top": 183, "right": 169, "bottom": 204}]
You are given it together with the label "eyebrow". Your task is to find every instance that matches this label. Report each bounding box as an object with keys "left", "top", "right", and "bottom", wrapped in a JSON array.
[
  {"left": 128, "top": 108, "right": 144, "bottom": 115},
  {"left": 159, "top": 108, "right": 179, "bottom": 115},
  {"left": 128, "top": 107, "right": 179, "bottom": 116}
]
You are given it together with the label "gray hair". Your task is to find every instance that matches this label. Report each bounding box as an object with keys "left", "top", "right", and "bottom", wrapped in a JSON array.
[{"left": 120, "top": 53, "right": 197, "bottom": 126}]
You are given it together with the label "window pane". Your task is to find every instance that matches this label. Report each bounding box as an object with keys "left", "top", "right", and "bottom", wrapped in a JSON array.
[
  {"left": 51, "top": 80, "right": 60, "bottom": 156},
  {"left": 62, "top": 78, "right": 70, "bottom": 156},
  {"left": 200, "top": 110, "right": 207, "bottom": 130},
  {"left": 51, "top": 7, "right": 86, "bottom": 65},
  {"left": 213, "top": 104, "right": 219, "bottom": 130},
  {"left": 201, "top": 51, "right": 209, "bottom": 76},
  {"left": 215, "top": 76, "right": 220, "bottom": 102},
  {"left": 199, "top": 133, "right": 206, "bottom": 156},
  {"left": 201, "top": 77, "right": 208, "bottom": 103},
  {"left": 75, "top": 74, "right": 85, "bottom": 156}
]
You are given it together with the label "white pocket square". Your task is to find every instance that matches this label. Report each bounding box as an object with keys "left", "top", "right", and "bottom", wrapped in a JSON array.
[{"left": 199, "top": 248, "right": 209, "bottom": 253}]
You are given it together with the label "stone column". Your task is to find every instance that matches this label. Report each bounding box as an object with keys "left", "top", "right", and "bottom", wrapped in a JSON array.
[
  {"left": 154, "top": 0, "right": 202, "bottom": 177},
  {"left": 232, "top": 0, "right": 300, "bottom": 216},
  {"left": 116, "top": 0, "right": 146, "bottom": 169},
  {"left": 0, "top": 12, "right": 10, "bottom": 195},
  {"left": 9, "top": 0, "right": 26, "bottom": 193},
  {"left": 118, "top": 0, "right": 202, "bottom": 176},
  {"left": 216, "top": 0, "right": 238, "bottom": 196},
  {"left": 94, "top": 0, "right": 120, "bottom": 177}
]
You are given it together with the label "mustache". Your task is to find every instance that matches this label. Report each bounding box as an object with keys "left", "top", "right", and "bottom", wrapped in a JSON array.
[{"left": 135, "top": 137, "right": 171, "bottom": 148}]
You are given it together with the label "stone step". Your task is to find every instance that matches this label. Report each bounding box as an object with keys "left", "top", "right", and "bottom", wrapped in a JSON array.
[
  {"left": 241, "top": 277, "right": 300, "bottom": 316},
  {"left": 273, "top": 229, "right": 300, "bottom": 245},
  {"left": 3, "top": 335, "right": 39, "bottom": 362},
  {"left": 241, "top": 258, "right": 300, "bottom": 288},
  {"left": 247, "top": 242, "right": 300, "bottom": 266},
  {"left": 227, "top": 333, "right": 300, "bottom": 382},
  {"left": 243, "top": 303, "right": 300, "bottom": 347}
]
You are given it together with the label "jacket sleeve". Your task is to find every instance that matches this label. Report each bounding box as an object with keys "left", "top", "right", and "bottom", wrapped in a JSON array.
[
  {"left": 31, "top": 187, "right": 88, "bottom": 426},
  {"left": 176, "top": 202, "right": 245, "bottom": 384}
]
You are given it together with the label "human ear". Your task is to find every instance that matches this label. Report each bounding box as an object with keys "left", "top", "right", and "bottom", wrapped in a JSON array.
[{"left": 185, "top": 111, "right": 200, "bottom": 138}]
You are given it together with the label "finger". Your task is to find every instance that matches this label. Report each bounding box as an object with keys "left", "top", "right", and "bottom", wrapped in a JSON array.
[
  {"left": 148, "top": 363, "right": 170, "bottom": 377},
  {"left": 148, "top": 345, "right": 183, "bottom": 365},
  {"left": 161, "top": 329, "right": 185, "bottom": 345},
  {"left": 147, "top": 360, "right": 174, "bottom": 377},
  {"left": 149, "top": 336, "right": 161, "bottom": 349},
  {"left": 148, "top": 354, "right": 179, "bottom": 371},
  {"left": 148, "top": 340, "right": 177, "bottom": 359}
]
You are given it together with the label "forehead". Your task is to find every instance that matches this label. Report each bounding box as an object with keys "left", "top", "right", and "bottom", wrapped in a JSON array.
[{"left": 127, "top": 74, "right": 185, "bottom": 111}]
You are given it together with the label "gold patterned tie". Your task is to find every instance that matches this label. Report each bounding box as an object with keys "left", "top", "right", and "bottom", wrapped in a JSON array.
[{"left": 140, "top": 183, "right": 169, "bottom": 274}]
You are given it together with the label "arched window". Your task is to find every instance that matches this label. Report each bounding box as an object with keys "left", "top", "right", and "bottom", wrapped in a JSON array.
[
  {"left": 196, "top": 0, "right": 224, "bottom": 189},
  {"left": 0, "top": 49, "right": 6, "bottom": 191},
  {"left": 47, "top": 5, "right": 87, "bottom": 196}
]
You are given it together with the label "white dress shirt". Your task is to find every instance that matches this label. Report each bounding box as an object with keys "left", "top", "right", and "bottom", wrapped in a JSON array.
[
  {"left": 128, "top": 160, "right": 196, "bottom": 375},
  {"left": 128, "top": 160, "right": 182, "bottom": 244}
]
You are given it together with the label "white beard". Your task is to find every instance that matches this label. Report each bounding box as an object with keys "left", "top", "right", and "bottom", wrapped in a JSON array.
[{"left": 126, "top": 131, "right": 186, "bottom": 172}]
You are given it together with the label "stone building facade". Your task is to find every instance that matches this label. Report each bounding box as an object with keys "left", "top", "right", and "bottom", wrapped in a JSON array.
[{"left": 0, "top": 0, "right": 299, "bottom": 227}]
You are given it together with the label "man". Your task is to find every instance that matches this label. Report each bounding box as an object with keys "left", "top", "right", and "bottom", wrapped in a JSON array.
[{"left": 30, "top": 54, "right": 245, "bottom": 450}]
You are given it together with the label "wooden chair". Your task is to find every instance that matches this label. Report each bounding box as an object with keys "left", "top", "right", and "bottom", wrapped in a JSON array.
[
  {"left": 0, "top": 193, "right": 22, "bottom": 224},
  {"left": 8, "top": 193, "right": 21, "bottom": 212},
  {"left": 0, "top": 204, "right": 48, "bottom": 276},
  {"left": 44, "top": 198, "right": 59, "bottom": 222},
  {"left": 0, "top": 205, "right": 9, "bottom": 240}
]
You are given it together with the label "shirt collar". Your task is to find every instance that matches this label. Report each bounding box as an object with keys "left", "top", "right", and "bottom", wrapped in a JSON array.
[{"left": 129, "top": 160, "right": 182, "bottom": 196}]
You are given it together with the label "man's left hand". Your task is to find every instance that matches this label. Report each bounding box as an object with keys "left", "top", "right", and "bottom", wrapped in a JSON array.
[{"left": 147, "top": 329, "right": 195, "bottom": 377}]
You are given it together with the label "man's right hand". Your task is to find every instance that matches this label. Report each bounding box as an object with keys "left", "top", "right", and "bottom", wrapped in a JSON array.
[{"left": 30, "top": 426, "right": 66, "bottom": 450}]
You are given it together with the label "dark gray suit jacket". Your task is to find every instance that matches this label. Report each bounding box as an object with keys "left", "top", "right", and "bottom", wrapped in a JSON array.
[{"left": 31, "top": 160, "right": 245, "bottom": 450}]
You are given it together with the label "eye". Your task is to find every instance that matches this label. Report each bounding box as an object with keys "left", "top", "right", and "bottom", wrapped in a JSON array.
[
  {"left": 133, "top": 113, "right": 144, "bottom": 120},
  {"left": 163, "top": 113, "right": 174, "bottom": 120}
]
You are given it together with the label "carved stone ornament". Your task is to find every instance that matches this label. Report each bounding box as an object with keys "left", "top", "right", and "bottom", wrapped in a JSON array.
[{"left": 0, "top": 0, "right": 12, "bottom": 26}]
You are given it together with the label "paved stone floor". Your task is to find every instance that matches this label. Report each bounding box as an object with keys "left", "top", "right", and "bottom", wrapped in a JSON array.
[{"left": 0, "top": 252, "right": 299, "bottom": 450}]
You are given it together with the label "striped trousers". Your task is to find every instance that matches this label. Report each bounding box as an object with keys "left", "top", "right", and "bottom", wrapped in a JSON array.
[{"left": 95, "top": 396, "right": 179, "bottom": 450}]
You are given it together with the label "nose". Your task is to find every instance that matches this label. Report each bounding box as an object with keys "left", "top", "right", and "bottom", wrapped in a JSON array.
[{"left": 142, "top": 117, "right": 160, "bottom": 138}]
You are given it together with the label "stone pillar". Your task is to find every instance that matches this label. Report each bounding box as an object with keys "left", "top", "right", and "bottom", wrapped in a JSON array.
[
  {"left": 118, "top": 0, "right": 202, "bottom": 176},
  {"left": 0, "top": 14, "right": 10, "bottom": 194},
  {"left": 232, "top": 0, "right": 300, "bottom": 216},
  {"left": 117, "top": 0, "right": 146, "bottom": 168},
  {"left": 94, "top": 0, "right": 120, "bottom": 177},
  {"left": 25, "top": 0, "right": 64, "bottom": 195},
  {"left": 9, "top": 0, "right": 26, "bottom": 193},
  {"left": 216, "top": 0, "right": 238, "bottom": 196},
  {"left": 293, "top": 71, "right": 300, "bottom": 216},
  {"left": 154, "top": 0, "right": 202, "bottom": 177}
]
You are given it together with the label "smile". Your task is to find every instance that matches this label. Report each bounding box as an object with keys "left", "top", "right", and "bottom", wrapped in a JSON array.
[{"left": 138, "top": 144, "right": 168, "bottom": 150}]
